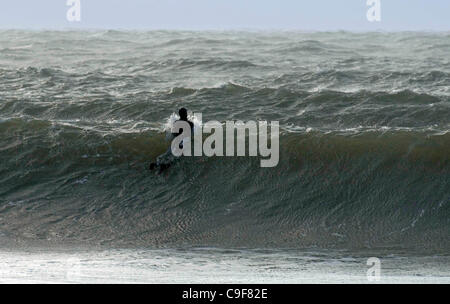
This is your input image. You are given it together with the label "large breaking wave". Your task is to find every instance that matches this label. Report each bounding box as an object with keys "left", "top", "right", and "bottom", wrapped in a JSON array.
[{"left": 0, "top": 30, "right": 449, "bottom": 252}]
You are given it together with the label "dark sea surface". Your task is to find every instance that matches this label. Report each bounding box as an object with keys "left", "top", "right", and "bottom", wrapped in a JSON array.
[{"left": 0, "top": 30, "right": 449, "bottom": 254}]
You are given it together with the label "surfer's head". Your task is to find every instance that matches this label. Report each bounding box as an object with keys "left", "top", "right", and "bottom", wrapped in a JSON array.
[{"left": 179, "top": 108, "right": 188, "bottom": 120}]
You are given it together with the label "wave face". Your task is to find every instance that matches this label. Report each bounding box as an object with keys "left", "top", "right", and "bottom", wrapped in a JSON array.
[{"left": 0, "top": 30, "right": 449, "bottom": 251}]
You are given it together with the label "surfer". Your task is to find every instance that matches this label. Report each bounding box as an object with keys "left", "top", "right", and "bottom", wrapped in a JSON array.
[
  {"left": 149, "top": 108, "right": 194, "bottom": 173},
  {"left": 173, "top": 107, "right": 194, "bottom": 139}
]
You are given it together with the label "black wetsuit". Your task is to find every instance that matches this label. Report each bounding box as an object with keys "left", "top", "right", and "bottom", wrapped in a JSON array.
[
  {"left": 149, "top": 119, "right": 194, "bottom": 172},
  {"left": 172, "top": 119, "right": 194, "bottom": 148}
]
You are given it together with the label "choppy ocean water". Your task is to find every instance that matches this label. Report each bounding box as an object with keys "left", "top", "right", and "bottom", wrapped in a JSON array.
[
  {"left": 0, "top": 30, "right": 449, "bottom": 282},
  {"left": 0, "top": 247, "right": 449, "bottom": 283}
]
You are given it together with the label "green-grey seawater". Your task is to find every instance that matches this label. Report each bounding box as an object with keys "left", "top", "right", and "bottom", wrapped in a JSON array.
[{"left": 0, "top": 31, "right": 449, "bottom": 252}]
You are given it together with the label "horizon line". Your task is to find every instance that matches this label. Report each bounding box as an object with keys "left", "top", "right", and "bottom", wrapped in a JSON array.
[{"left": 1, "top": 27, "right": 449, "bottom": 33}]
